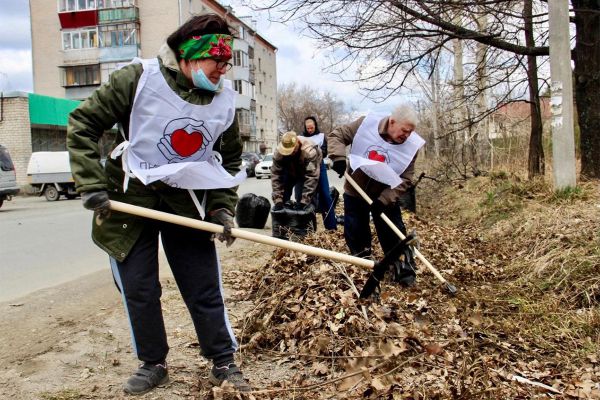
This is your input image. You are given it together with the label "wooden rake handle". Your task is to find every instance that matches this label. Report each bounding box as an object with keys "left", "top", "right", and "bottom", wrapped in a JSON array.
[
  {"left": 109, "top": 200, "right": 374, "bottom": 270},
  {"left": 344, "top": 172, "right": 451, "bottom": 285}
]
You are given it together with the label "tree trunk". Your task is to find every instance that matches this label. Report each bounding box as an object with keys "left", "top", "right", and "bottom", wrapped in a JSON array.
[
  {"left": 573, "top": 0, "right": 600, "bottom": 179},
  {"left": 431, "top": 54, "right": 440, "bottom": 158},
  {"left": 472, "top": 10, "right": 488, "bottom": 175},
  {"left": 524, "top": 0, "right": 544, "bottom": 178}
]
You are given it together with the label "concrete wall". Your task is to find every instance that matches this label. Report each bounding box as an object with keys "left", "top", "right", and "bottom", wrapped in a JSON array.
[
  {"left": 30, "top": 0, "right": 65, "bottom": 98},
  {"left": 138, "top": 0, "right": 179, "bottom": 58},
  {"left": 254, "top": 38, "right": 278, "bottom": 153},
  {"left": 0, "top": 96, "right": 32, "bottom": 186}
]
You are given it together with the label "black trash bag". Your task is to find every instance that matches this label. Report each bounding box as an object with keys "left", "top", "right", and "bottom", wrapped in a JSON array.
[
  {"left": 270, "top": 207, "right": 290, "bottom": 240},
  {"left": 235, "top": 193, "right": 271, "bottom": 229},
  {"left": 271, "top": 202, "right": 316, "bottom": 240},
  {"left": 389, "top": 248, "right": 417, "bottom": 287}
]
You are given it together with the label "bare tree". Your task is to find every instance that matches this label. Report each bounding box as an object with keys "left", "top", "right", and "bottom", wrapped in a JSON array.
[
  {"left": 245, "top": 0, "right": 600, "bottom": 179},
  {"left": 277, "top": 83, "right": 349, "bottom": 134}
]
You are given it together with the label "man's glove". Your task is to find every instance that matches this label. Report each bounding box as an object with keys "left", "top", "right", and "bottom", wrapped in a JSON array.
[
  {"left": 332, "top": 159, "right": 347, "bottom": 178},
  {"left": 81, "top": 190, "right": 111, "bottom": 220},
  {"left": 210, "top": 208, "right": 236, "bottom": 247},
  {"left": 272, "top": 202, "right": 284, "bottom": 212},
  {"left": 370, "top": 199, "right": 386, "bottom": 217}
]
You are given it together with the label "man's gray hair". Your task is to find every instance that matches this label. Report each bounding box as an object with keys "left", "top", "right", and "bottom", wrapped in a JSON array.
[{"left": 390, "top": 104, "right": 418, "bottom": 126}]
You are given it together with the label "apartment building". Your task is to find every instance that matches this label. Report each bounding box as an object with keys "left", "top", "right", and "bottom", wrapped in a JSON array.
[{"left": 29, "top": 0, "right": 278, "bottom": 153}]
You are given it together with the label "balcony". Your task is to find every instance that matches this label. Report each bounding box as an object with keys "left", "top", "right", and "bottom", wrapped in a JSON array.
[
  {"left": 98, "top": 7, "right": 139, "bottom": 24},
  {"left": 249, "top": 66, "right": 255, "bottom": 85},
  {"left": 238, "top": 124, "right": 251, "bottom": 139},
  {"left": 99, "top": 45, "right": 139, "bottom": 62},
  {"left": 62, "top": 47, "right": 101, "bottom": 65},
  {"left": 59, "top": 10, "right": 99, "bottom": 29}
]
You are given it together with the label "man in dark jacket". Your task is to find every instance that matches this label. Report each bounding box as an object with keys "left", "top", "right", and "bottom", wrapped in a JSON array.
[
  {"left": 300, "top": 116, "right": 337, "bottom": 230},
  {"left": 271, "top": 131, "right": 322, "bottom": 212},
  {"left": 67, "top": 14, "right": 250, "bottom": 395},
  {"left": 328, "top": 104, "right": 425, "bottom": 286}
]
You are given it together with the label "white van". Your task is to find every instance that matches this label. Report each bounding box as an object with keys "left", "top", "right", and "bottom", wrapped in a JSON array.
[
  {"left": 0, "top": 145, "right": 20, "bottom": 208},
  {"left": 27, "top": 151, "right": 78, "bottom": 201}
]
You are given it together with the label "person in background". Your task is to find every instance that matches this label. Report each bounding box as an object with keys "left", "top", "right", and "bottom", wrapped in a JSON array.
[
  {"left": 299, "top": 116, "right": 337, "bottom": 230},
  {"left": 271, "top": 131, "right": 322, "bottom": 213},
  {"left": 67, "top": 14, "right": 251, "bottom": 395},
  {"left": 328, "top": 104, "right": 425, "bottom": 286}
]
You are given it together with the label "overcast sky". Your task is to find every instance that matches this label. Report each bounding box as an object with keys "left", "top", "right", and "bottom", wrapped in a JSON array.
[{"left": 0, "top": 0, "right": 410, "bottom": 115}]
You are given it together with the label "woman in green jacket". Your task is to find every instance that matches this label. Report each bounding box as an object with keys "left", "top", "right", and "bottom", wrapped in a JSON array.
[{"left": 67, "top": 14, "right": 250, "bottom": 395}]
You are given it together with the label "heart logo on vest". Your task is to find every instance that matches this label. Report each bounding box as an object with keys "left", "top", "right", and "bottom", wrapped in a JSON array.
[
  {"left": 171, "top": 129, "right": 203, "bottom": 157},
  {"left": 367, "top": 149, "right": 386, "bottom": 163}
]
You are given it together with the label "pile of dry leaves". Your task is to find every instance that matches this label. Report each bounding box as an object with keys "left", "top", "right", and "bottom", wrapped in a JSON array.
[{"left": 228, "top": 179, "right": 600, "bottom": 399}]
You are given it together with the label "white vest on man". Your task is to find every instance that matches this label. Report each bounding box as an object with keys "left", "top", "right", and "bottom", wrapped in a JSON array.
[
  {"left": 305, "top": 132, "right": 325, "bottom": 147},
  {"left": 114, "top": 57, "right": 246, "bottom": 190},
  {"left": 349, "top": 113, "right": 425, "bottom": 188}
]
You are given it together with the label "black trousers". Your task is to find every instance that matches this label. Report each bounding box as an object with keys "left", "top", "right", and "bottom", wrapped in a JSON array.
[
  {"left": 343, "top": 193, "right": 407, "bottom": 257},
  {"left": 110, "top": 215, "right": 237, "bottom": 364}
]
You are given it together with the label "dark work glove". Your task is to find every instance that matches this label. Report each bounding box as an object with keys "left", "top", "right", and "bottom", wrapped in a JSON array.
[
  {"left": 370, "top": 199, "right": 386, "bottom": 217},
  {"left": 272, "top": 202, "right": 284, "bottom": 212},
  {"left": 332, "top": 159, "right": 347, "bottom": 178},
  {"left": 81, "top": 190, "right": 111, "bottom": 221},
  {"left": 210, "top": 209, "right": 236, "bottom": 247}
]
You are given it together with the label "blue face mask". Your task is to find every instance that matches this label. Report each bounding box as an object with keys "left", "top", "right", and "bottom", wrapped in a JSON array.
[{"left": 191, "top": 67, "right": 222, "bottom": 92}]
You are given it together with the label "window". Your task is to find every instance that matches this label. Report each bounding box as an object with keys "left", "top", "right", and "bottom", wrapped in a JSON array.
[
  {"left": 58, "top": 0, "right": 96, "bottom": 12},
  {"left": 234, "top": 79, "right": 253, "bottom": 97},
  {"left": 233, "top": 50, "right": 248, "bottom": 68},
  {"left": 31, "top": 128, "right": 67, "bottom": 152},
  {"left": 62, "top": 64, "right": 101, "bottom": 87},
  {"left": 236, "top": 109, "right": 251, "bottom": 134},
  {"left": 259, "top": 81, "right": 262, "bottom": 94},
  {"left": 97, "top": 0, "right": 135, "bottom": 7},
  {"left": 234, "top": 80, "right": 242, "bottom": 94},
  {"left": 98, "top": 23, "right": 138, "bottom": 47},
  {"left": 62, "top": 28, "right": 98, "bottom": 50},
  {"left": 260, "top": 105, "right": 263, "bottom": 118}
]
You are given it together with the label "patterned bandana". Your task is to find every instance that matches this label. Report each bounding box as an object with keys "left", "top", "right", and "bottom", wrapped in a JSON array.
[{"left": 178, "top": 34, "right": 233, "bottom": 60}]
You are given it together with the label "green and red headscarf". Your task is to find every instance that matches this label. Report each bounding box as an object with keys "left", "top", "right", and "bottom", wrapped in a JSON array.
[{"left": 178, "top": 34, "right": 233, "bottom": 61}]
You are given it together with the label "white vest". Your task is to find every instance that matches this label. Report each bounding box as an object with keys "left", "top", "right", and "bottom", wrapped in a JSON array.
[
  {"left": 349, "top": 113, "right": 425, "bottom": 188},
  {"left": 305, "top": 132, "right": 325, "bottom": 147},
  {"left": 113, "top": 57, "right": 246, "bottom": 191}
]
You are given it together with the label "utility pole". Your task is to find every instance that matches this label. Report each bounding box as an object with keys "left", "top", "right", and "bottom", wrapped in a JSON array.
[{"left": 548, "top": 0, "right": 577, "bottom": 189}]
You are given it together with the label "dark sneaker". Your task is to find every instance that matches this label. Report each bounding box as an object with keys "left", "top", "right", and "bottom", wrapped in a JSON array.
[
  {"left": 123, "top": 362, "right": 169, "bottom": 395},
  {"left": 209, "top": 363, "right": 251, "bottom": 392}
]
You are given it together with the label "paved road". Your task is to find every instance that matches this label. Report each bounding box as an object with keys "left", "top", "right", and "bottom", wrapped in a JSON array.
[{"left": 0, "top": 171, "right": 343, "bottom": 302}]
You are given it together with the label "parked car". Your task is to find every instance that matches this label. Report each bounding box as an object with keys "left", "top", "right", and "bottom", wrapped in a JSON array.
[
  {"left": 0, "top": 145, "right": 20, "bottom": 209},
  {"left": 27, "top": 151, "right": 78, "bottom": 201},
  {"left": 254, "top": 153, "right": 273, "bottom": 179},
  {"left": 241, "top": 152, "right": 261, "bottom": 177}
]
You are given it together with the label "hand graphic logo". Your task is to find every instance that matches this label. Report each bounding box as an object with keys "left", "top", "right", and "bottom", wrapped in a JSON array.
[
  {"left": 365, "top": 146, "right": 389, "bottom": 163},
  {"left": 158, "top": 118, "right": 212, "bottom": 163}
]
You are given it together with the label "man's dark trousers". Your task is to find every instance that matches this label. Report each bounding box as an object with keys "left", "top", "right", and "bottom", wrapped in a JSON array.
[
  {"left": 109, "top": 211, "right": 237, "bottom": 365},
  {"left": 343, "top": 193, "right": 407, "bottom": 257}
]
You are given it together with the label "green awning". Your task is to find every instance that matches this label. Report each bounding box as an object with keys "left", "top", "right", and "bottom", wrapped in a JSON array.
[{"left": 28, "top": 93, "right": 81, "bottom": 127}]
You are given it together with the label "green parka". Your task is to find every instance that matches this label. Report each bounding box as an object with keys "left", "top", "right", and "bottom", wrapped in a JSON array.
[{"left": 67, "top": 44, "right": 242, "bottom": 262}]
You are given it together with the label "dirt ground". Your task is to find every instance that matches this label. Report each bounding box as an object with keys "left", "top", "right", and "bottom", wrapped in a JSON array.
[
  {"left": 2, "top": 177, "right": 600, "bottom": 399},
  {"left": 0, "top": 233, "right": 282, "bottom": 400}
]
